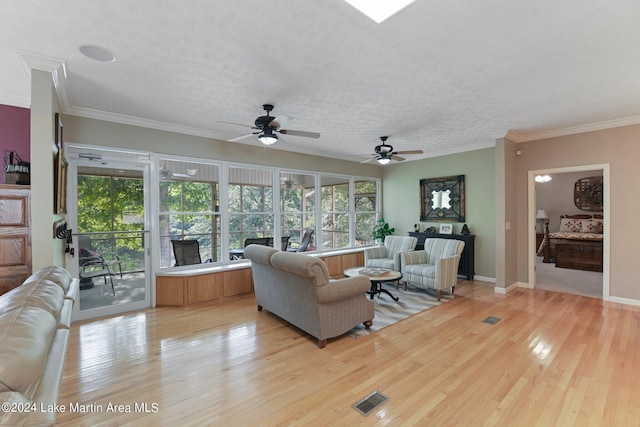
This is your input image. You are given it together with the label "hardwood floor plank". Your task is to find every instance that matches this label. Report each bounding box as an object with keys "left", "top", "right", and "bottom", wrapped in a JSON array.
[{"left": 56, "top": 281, "right": 640, "bottom": 426}]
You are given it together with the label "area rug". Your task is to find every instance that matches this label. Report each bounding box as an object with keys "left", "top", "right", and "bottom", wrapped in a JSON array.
[{"left": 348, "top": 282, "right": 453, "bottom": 338}]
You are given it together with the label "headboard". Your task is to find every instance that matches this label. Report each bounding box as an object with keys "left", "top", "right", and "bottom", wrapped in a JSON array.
[
  {"left": 555, "top": 214, "right": 604, "bottom": 234},
  {"left": 560, "top": 214, "right": 593, "bottom": 219}
]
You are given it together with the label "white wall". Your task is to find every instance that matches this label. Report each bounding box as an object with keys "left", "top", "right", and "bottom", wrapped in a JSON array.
[{"left": 30, "top": 69, "right": 65, "bottom": 269}]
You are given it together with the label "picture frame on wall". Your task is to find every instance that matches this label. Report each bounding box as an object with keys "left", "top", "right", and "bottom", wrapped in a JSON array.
[
  {"left": 439, "top": 224, "right": 453, "bottom": 234},
  {"left": 53, "top": 113, "right": 68, "bottom": 214}
]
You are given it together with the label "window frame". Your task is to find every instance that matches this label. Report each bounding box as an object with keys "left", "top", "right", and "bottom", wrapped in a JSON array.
[{"left": 154, "top": 155, "right": 380, "bottom": 271}]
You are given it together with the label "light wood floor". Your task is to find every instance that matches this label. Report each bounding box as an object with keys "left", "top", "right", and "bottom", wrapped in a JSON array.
[{"left": 57, "top": 281, "right": 640, "bottom": 426}]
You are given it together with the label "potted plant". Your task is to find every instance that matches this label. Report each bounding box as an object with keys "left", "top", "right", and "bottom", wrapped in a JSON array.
[{"left": 373, "top": 217, "right": 395, "bottom": 244}]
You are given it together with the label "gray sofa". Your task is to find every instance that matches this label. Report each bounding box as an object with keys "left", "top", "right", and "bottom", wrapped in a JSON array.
[
  {"left": 244, "top": 244, "right": 374, "bottom": 348},
  {"left": 0, "top": 266, "right": 78, "bottom": 427}
]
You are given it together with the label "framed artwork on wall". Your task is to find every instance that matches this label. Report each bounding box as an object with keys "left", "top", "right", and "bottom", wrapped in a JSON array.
[
  {"left": 420, "top": 175, "right": 465, "bottom": 222},
  {"left": 574, "top": 176, "right": 603, "bottom": 211},
  {"left": 439, "top": 224, "right": 453, "bottom": 234},
  {"left": 53, "top": 113, "right": 68, "bottom": 214}
]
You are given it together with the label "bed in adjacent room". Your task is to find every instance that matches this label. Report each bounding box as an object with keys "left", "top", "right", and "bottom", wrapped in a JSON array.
[{"left": 541, "top": 214, "right": 603, "bottom": 272}]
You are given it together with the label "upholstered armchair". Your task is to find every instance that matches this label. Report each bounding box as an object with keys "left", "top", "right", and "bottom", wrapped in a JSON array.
[
  {"left": 364, "top": 235, "right": 418, "bottom": 271},
  {"left": 400, "top": 238, "right": 465, "bottom": 300}
]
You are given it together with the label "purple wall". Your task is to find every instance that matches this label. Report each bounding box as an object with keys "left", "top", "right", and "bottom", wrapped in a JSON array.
[{"left": 0, "top": 104, "right": 30, "bottom": 184}]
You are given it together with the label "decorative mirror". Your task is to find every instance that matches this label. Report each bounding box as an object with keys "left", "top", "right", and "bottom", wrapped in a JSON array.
[
  {"left": 420, "top": 175, "right": 465, "bottom": 222},
  {"left": 574, "top": 176, "right": 603, "bottom": 211}
]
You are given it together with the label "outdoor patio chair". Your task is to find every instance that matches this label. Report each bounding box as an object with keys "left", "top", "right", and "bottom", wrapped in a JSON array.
[
  {"left": 287, "top": 228, "right": 314, "bottom": 252},
  {"left": 171, "top": 239, "right": 202, "bottom": 266}
]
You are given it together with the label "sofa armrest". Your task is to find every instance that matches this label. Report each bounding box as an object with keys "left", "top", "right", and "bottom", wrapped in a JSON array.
[
  {"left": 0, "top": 392, "right": 31, "bottom": 426},
  {"left": 364, "top": 246, "right": 387, "bottom": 262},
  {"left": 317, "top": 276, "right": 371, "bottom": 303},
  {"left": 434, "top": 254, "right": 461, "bottom": 288}
]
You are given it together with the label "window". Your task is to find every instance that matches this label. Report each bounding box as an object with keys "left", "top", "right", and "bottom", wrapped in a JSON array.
[
  {"left": 280, "top": 172, "right": 316, "bottom": 251},
  {"left": 355, "top": 179, "right": 378, "bottom": 246},
  {"left": 158, "top": 160, "right": 219, "bottom": 267},
  {"left": 228, "top": 166, "right": 274, "bottom": 252},
  {"left": 321, "top": 175, "right": 350, "bottom": 250},
  {"left": 77, "top": 172, "right": 145, "bottom": 273},
  {"left": 156, "top": 157, "right": 379, "bottom": 269}
]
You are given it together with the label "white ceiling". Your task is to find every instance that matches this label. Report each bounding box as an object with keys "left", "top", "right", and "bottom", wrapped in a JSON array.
[{"left": 3, "top": 1, "right": 640, "bottom": 163}]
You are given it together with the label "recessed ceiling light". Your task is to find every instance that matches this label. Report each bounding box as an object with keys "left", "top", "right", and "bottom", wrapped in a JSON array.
[
  {"left": 343, "top": 0, "right": 416, "bottom": 23},
  {"left": 79, "top": 45, "right": 116, "bottom": 62}
]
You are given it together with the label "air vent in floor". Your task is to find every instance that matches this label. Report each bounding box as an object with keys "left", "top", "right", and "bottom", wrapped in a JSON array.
[
  {"left": 482, "top": 316, "right": 501, "bottom": 325},
  {"left": 353, "top": 390, "right": 389, "bottom": 416}
]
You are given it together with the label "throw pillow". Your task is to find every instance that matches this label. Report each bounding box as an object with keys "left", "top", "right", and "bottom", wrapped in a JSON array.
[
  {"left": 581, "top": 219, "right": 599, "bottom": 233},
  {"left": 581, "top": 219, "right": 604, "bottom": 233},
  {"left": 559, "top": 218, "right": 582, "bottom": 233}
]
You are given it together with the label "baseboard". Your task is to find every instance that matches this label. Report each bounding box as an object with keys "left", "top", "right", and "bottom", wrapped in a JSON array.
[
  {"left": 491, "top": 280, "right": 640, "bottom": 307},
  {"left": 494, "top": 281, "right": 523, "bottom": 295},
  {"left": 472, "top": 275, "right": 496, "bottom": 283},
  {"left": 607, "top": 295, "right": 640, "bottom": 307}
]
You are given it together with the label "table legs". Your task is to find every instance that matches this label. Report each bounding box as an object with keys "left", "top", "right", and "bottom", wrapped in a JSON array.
[{"left": 368, "top": 281, "right": 399, "bottom": 302}]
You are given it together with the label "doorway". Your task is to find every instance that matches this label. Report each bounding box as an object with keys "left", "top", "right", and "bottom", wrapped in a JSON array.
[
  {"left": 528, "top": 164, "right": 610, "bottom": 300},
  {"left": 67, "top": 147, "right": 152, "bottom": 320}
]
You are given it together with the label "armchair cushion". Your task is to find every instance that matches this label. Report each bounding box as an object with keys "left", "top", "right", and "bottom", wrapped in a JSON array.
[{"left": 403, "top": 263, "right": 435, "bottom": 280}]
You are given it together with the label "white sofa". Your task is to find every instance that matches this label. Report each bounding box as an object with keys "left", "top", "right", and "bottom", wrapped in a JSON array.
[
  {"left": 244, "top": 244, "right": 374, "bottom": 348},
  {"left": 0, "top": 266, "right": 78, "bottom": 427},
  {"left": 400, "top": 238, "right": 465, "bottom": 300}
]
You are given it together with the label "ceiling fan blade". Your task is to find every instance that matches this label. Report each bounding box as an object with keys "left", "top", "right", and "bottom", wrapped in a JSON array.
[
  {"left": 391, "top": 155, "right": 406, "bottom": 161},
  {"left": 269, "top": 114, "right": 292, "bottom": 130},
  {"left": 361, "top": 156, "right": 378, "bottom": 164},
  {"left": 217, "top": 121, "right": 258, "bottom": 129},
  {"left": 394, "top": 149, "right": 424, "bottom": 155},
  {"left": 394, "top": 150, "right": 424, "bottom": 154},
  {"left": 278, "top": 129, "right": 321, "bottom": 139},
  {"left": 228, "top": 133, "right": 257, "bottom": 142},
  {"left": 172, "top": 173, "right": 192, "bottom": 179}
]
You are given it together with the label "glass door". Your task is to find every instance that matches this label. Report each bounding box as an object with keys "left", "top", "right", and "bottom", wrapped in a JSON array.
[{"left": 68, "top": 149, "right": 151, "bottom": 320}]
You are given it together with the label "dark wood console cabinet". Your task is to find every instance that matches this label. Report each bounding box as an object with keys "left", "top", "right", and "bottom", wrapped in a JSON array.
[{"left": 408, "top": 232, "right": 475, "bottom": 280}]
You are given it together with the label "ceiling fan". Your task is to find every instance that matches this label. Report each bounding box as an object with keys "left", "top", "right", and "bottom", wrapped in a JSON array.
[
  {"left": 219, "top": 104, "right": 320, "bottom": 145},
  {"left": 362, "top": 136, "right": 424, "bottom": 165},
  {"left": 280, "top": 174, "right": 304, "bottom": 190},
  {"left": 159, "top": 164, "right": 194, "bottom": 181}
]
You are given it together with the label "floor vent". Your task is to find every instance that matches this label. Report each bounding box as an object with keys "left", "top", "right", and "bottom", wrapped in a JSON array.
[
  {"left": 353, "top": 390, "right": 389, "bottom": 416},
  {"left": 482, "top": 316, "right": 501, "bottom": 325}
]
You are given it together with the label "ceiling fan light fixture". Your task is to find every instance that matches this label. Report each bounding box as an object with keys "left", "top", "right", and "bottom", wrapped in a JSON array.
[
  {"left": 258, "top": 132, "right": 278, "bottom": 145},
  {"left": 377, "top": 157, "right": 391, "bottom": 165}
]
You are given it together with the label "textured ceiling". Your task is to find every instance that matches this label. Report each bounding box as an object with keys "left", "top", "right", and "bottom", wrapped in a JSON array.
[{"left": 3, "top": 1, "right": 640, "bottom": 163}]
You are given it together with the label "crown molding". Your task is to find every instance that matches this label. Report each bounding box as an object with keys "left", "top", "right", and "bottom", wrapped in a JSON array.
[
  {"left": 507, "top": 114, "right": 640, "bottom": 143},
  {"left": 65, "top": 105, "right": 224, "bottom": 140},
  {"left": 17, "top": 51, "right": 64, "bottom": 74},
  {"left": 0, "top": 94, "right": 30, "bottom": 108},
  {"left": 16, "top": 51, "right": 71, "bottom": 111}
]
